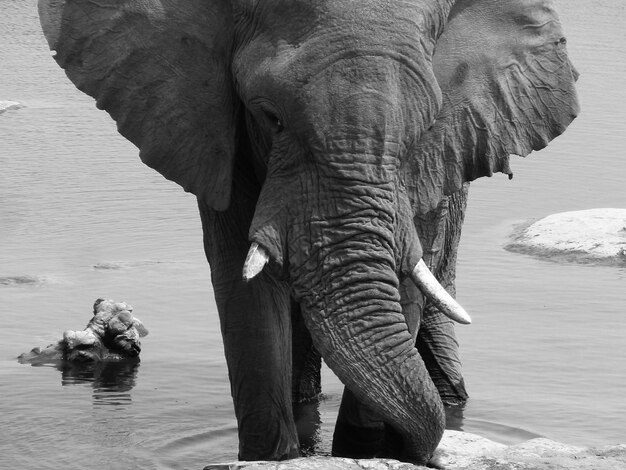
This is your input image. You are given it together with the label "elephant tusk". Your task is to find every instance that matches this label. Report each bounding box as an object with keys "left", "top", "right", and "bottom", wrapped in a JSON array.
[
  {"left": 243, "top": 243, "right": 269, "bottom": 281},
  {"left": 410, "top": 259, "right": 472, "bottom": 325}
]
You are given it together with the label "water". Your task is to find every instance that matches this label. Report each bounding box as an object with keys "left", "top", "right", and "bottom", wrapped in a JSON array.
[{"left": 1, "top": 1, "right": 624, "bottom": 468}]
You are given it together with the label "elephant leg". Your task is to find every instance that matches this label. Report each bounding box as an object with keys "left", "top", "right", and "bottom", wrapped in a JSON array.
[
  {"left": 291, "top": 301, "right": 323, "bottom": 454},
  {"left": 332, "top": 387, "right": 387, "bottom": 458},
  {"left": 415, "top": 184, "right": 470, "bottom": 405},
  {"left": 198, "top": 175, "right": 299, "bottom": 460},
  {"left": 417, "top": 307, "right": 467, "bottom": 406},
  {"left": 291, "top": 301, "right": 322, "bottom": 404}
]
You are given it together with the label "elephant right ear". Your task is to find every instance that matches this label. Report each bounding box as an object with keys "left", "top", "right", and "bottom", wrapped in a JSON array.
[{"left": 38, "top": 0, "right": 237, "bottom": 210}]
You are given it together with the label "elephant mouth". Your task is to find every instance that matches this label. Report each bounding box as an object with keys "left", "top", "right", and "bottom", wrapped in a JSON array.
[{"left": 242, "top": 242, "right": 471, "bottom": 325}]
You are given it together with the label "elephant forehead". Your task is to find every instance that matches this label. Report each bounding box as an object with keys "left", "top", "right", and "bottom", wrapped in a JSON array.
[
  {"left": 233, "top": 0, "right": 446, "bottom": 85},
  {"left": 235, "top": 0, "right": 447, "bottom": 39}
]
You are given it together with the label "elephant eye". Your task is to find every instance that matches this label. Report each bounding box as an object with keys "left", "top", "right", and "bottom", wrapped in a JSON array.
[{"left": 263, "top": 110, "right": 284, "bottom": 134}]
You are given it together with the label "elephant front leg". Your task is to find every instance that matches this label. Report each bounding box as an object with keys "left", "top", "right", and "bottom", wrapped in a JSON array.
[
  {"left": 291, "top": 301, "right": 323, "bottom": 455},
  {"left": 415, "top": 184, "right": 469, "bottom": 406},
  {"left": 198, "top": 197, "right": 299, "bottom": 461}
]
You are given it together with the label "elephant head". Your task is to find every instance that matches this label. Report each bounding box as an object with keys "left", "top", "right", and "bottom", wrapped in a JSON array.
[{"left": 38, "top": 0, "right": 578, "bottom": 463}]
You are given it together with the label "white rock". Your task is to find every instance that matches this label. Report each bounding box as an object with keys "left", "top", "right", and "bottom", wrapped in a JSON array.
[
  {"left": 0, "top": 100, "right": 23, "bottom": 113},
  {"left": 203, "top": 431, "right": 626, "bottom": 470},
  {"left": 436, "top": 430, "right": 506, "bottom": 468},
  {"left": 63, "top": 329, "right": 97, "bottom": 348},
  {"left": 508, "top": 208, "right": 626, "bottom": 264}
]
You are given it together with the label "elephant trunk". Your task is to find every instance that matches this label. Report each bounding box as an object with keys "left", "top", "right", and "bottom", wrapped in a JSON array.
[
  {"left": 280, "top": 191, "right": 445, "bottom": 463},
  {"left": 297, "top": 237, "right": 444, "bottom": 463}
]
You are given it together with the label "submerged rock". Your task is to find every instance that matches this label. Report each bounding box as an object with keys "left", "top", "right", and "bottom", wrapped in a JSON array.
[
  {"left": 0, "top": 275, "right": 44, "bottom": 286},
  {"left": 18, "top": 298, "right": 148, "bottom": 364},
  {"left": 506, "top": 208, "right": 626, "bottom": 265},
  {"left": 204, "top": 430, "right": 626, "bottom": 469}
]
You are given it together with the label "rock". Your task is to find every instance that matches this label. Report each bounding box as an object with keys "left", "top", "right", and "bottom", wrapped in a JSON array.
[
  {"left": 63, "top": 329, "right": 98, "bottom": 349},
  {"left": 435, "top": 430, "right": 506, "bottom": 468},
  {"left": 204, "top": 431, "right": 626, "bottom": 470},
  {"left": 17, "top": 343, "right": 64, "bottom": 365},
  {"left": 0, "top": 100, "right": 23, "bottom": 114},
  {"left": 204, "top": 457, "right": 422, "bottom": 470},
  {"left": 18, "top": 298, "right": 148, "bottom": 364},
  {"left": 506, "top": 208, "right": 626, "bottom": 265}
]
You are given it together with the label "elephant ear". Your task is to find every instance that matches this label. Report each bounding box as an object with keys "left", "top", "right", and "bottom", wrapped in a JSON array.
[
  {"left": 38, "top": 0, "right": 237, "bottom": 210},
  {"left": 406, "top": 0, "right": 579, "bottom": 215}
]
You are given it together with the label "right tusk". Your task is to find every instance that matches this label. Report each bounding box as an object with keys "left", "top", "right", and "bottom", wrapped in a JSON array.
[
  {"left": 410, "top": 259, "right": 472, "bottom": 325},
  {"left": 243, "top": 243, "right": 269, "bottom": 282}
]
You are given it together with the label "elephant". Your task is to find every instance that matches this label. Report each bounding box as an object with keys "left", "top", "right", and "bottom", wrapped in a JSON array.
[
  {"left": 18, "top": 298, "right": 148, "bottom": 365},
  {"left": 37, "top": 0, "right": 578, "bottom": 465}
]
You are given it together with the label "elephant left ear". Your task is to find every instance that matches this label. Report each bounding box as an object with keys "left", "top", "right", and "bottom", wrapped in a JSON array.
[
  {"left": 406, "top": 0, "right": 580, "bottom": 215},
  {"left": 38, "top": 0, "right": 238, "bottom": 210}
]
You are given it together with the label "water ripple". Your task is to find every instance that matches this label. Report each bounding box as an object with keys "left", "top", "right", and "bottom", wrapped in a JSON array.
[{"left": 93, "top": 260, "right": 179, "bottom": 270}]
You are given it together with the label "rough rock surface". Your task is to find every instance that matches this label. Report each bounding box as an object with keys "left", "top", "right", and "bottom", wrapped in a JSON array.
[
  {"left": 204, "top": 430, "right": 626, "bottom": 470},
  {"left": 506, "top": 208, "right": 626, "bottom": 265},
  {"left": 18, "top": 298, "right": 148, "bottom": 364}
]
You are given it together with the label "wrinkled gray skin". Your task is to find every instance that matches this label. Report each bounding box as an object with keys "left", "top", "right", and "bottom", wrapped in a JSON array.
[
  {"left": 38, "top": 0, "right": 578, "bottom": 465},
  {"left": 18, "top": 299, "right": 148, "bottom": 365}
]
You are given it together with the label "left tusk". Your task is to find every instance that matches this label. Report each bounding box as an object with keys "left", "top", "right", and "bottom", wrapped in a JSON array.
[
  {"left": 243, "top": 243, "right": 269, "bottom": 281},
  {"left": 410, "top": 259, "right": 472, "bottom": 325}
]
